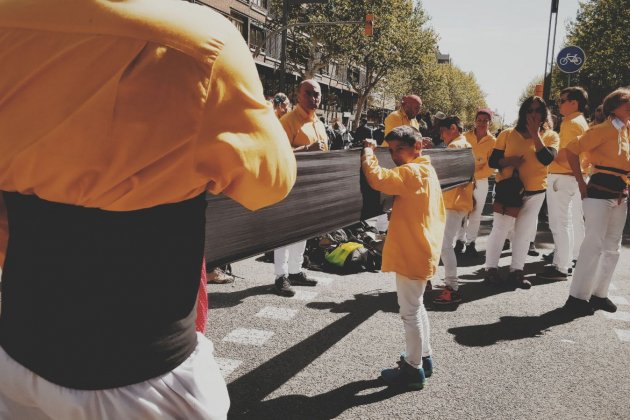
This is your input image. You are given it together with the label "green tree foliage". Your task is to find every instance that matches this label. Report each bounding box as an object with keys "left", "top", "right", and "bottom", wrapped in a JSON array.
[{"left": 553, "top": 0, "right": 630, "bottom": 108}]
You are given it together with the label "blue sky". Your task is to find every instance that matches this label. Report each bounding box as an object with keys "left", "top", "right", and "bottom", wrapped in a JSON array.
[{"left": 420, "top": 0, "right": 582, "bottom": 123}]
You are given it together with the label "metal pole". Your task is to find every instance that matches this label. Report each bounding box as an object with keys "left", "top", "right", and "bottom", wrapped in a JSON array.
[
  {"left": 548, "top": 2, "right": 559, "bottom": 100},
  {"left": 279, "top": 0, "right": 289, "bottom": 93},
  {"left": 543, "top": 0, "right": 559, "bottom": 102}
]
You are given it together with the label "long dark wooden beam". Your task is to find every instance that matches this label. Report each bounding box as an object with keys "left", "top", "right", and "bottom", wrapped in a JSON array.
[{"left": 204, "top": 148, "right": 474, "bottom": 267}]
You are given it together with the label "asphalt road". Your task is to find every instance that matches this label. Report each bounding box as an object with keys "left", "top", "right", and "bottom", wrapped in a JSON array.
[{"left": 206, "top": 216, "right": 630, "bottom": 420}]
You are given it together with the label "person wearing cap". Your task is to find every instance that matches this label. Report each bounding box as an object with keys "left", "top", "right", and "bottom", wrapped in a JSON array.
[
  {"left": 432, "top": 116, "right": 474, "bottom": 305},
  {"left": 538, "top": 87, "right": 590, "bottom": 281},
  {"left": 0, "top": 0, "right": 297, "bottom": 418},
  {"left": 564, "top": 87, "right": 630, "bottom": 316},
  {"left": 483, "top": 96, "right": 559, "bottom": 289},
  {"left": 454, "top": 108, "right": 496, "bottom": 257},
  {"left": 272, "top": 79, "right": 328, "bottom": 297}
]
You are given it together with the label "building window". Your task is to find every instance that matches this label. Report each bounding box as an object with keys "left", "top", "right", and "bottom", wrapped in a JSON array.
[
  {"left": 229, "top": 13, "right": 248, "bottom": 40},
  {"left": 250, "top": 25, "right": 266, "bottom": 52},
  {"left": 251, "top": 0, "right": 268, "bottom": 8}
]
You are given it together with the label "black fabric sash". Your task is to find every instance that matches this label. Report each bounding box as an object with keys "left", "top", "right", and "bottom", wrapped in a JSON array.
[
  {"left": 204, "top": 147, "right": 474, "bottom": 267},
  {"left": 0, "top": 192, "right": 205, "bottom": 390},
  {"left": 594, "top": 164, "right": 630, "bottom": 176}
]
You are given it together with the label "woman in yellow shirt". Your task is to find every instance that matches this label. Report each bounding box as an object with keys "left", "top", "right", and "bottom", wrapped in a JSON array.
[
  {"left": 484, "top": 96, "right": 560, "bottom": 289},
  {"left": 564, "top": 88, "right": 630, "bottom": 315}
]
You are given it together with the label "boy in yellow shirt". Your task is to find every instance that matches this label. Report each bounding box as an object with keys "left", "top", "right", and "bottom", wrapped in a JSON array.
[{"left": 362, "top": 126, "right": 445, "bottom": 390}]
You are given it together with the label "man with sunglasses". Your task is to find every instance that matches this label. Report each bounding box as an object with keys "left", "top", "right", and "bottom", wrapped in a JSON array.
[{"left": 539, "top": 87, "right": 590, "bottom": 281}]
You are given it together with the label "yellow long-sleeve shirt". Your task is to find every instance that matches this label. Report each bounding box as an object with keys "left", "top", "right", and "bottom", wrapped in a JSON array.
[
  {"left": 549, "top": 112, "right": 589, "bottom": 174},
  {"left": 442, "top": 136, "right": 474, "bottom": 212},
  {"left": 280, "top": 104, "right": 330, "bottom": 150},
  {"left": 382, "top": 109, "right": 420, "bottom": 147},
  {"left": 361, "top": 149, "right": 445, "bottom": 280},
  {"left": 464, "top": 130, "right": 496, "bottom": 179},
  {"left": 0, "top": 0, "right": 297, "bottom": 265},
  {"left": 566, "top": 119, "right": 630, "bottom": 182},
  {"left": 494, "top": 128, "right": 560, "bottom": 191}
]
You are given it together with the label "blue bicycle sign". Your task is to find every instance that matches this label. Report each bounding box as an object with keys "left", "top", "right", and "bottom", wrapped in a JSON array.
[{"left": 556, "top": 46, "right": 586, "bottom": 74}]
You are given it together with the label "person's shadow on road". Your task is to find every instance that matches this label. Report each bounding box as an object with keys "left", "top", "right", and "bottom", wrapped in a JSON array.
[
  {"left": 447, "top": 306, "right": 591, "bottom": 347},
  {"left": 230, "top": 378, "right": 413, "bottom": 420}
]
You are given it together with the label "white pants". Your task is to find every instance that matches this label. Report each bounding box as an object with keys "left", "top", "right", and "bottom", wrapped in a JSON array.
[
  {"left": 441, "top": 210, "right": 467, "bottom": 290},
  {"left": 547, "top": 174, "right": 585, "bottom": 273},
  {"left": 457, "top": 178, "right": 489, "bottom": 244},
  {"left": 485, "top": 192, "right": 546, "bottom": 271},
  {"left": 396, "top": 274, "right": 431, "bottom": 369},
  {"left": 0, "top": 333, "right": 229, "bottom": 420},
  {"left": 274, "top": 240, "right": 307, "bottom": 277},
  {"left": 569, "top": 197, "right": 627, "bottom": 301}
]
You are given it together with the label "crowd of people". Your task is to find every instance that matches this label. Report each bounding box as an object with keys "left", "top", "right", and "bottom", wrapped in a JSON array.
[
  {"left": 361, "top": 86, "right": 630, "bottom": 391},
  {"left": 0, "top": 0, "right": 628, "bottom": 417}
]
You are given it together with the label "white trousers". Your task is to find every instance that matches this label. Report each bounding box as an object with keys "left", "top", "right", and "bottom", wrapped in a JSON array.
[
  {"left": 546, "top": 174, "right": 585, "bottom": 273},
  {"left": 457, "top": 178, "right": 489, "bottom": 244},
  {"left": 569, "top": 197, "right": 627, "bottom": 300},
  {"left": 274, "top": 240, "right": 307, "bottom": 277},
  {"left": 0, "top": 333, "right": 229, "bottom": 420},
  {"left": 441, "top": 210, "right": 467, "bottom": 290},
  {"left": 396, "top": 274, "right": 431, "bottom": 369},
  {"left": 485, "top": 192, "right": 546, "bottom": 271}
]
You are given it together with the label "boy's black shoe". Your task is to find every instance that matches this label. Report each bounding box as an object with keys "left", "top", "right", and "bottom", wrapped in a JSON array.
[
  {"left": 503, "top": 239, "right": 511, "bottom": 250},
  {"left": 288, "top": 272, "right": 318, "bottom": 286},
  {"left": 381, "top": 360, "right": 426, "bottom": 390},
  {"left": 527, "top": 242, "right": 540, "bottom": 256},
  {"left": 274, "top": 276, "right": 295, "bottom": 297},
  {"left": 464, "top": 241, "right": 478, "bottom": 257},
  {"left": 454, "top": 240, "right": 465, "bottom": 254},
  {"left": 564, "top": 296, "right": 594, "bottom": 316},
  {"left": 543, "top": 251, "right": 555, "bottom": 263},
  {"left": 537, "top": 266, "right": 568, "bottom": 281},
  {"left": 590, "top": 296, "right": 617, "bottom": 313}
]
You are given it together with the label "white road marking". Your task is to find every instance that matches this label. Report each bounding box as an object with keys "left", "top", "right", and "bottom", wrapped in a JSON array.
[
  {"left": 255, "top": 306, "right": 298, "bottom": 321},
  {"left": 609, "top": 295, "right": 629, "bottom": 306},
  {"left": 614, "top": 329, "right": 630, "bottom": 342},
  {"left": 308, "top": 276, "right": 334, "bottom": 286},
  {"left": 292, "top": 290, "right": 319, "bottom": 301},
  {"left": 222, "top": 328, "right": 274, "bottom": 346},
  {"left": 601, "top": 311, "right": 630, "bottom": 322},
  {"left": 215, "top": 357, "right": 241, "bottom": 378}
]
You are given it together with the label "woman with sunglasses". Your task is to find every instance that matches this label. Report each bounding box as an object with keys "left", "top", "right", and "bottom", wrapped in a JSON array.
[
  {"left": 484, "top": 96, "right": 559, "bottom": 288},
  {"left": 564, "top": 88, "right": 630, "bottom": 315}
]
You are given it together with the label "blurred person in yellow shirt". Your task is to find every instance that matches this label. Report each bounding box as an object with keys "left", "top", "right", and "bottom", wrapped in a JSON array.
[
  {"left": 362, "top": 126, "right": 445, "bottom": 390},
  {"left": 432, "top": 116, "right": 474, "bottom": 305},
  {"left": 0, "top": 1, "right": 296, "bottom": 418}
]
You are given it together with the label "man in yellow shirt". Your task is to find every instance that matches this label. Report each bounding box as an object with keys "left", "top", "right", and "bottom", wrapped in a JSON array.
[
  {"left": 273, "top": 79, "right": 328, "bottom": 297},
  {"left": 456, "top": 109, "right": 496, "bottom": 257},
  {"left": 539, "top": 87, "right": 590, "bottom": 281},
  {"left": 384, "top": 95, "right": 422, "bottom": 137},
  {"left": 362, "top": 125, "right": 445, "bottom": 390},
  {"left": 0, "top": 1, "right": 296, "bottom": 418},
  {"left": 432, "top": 116, "right": 474, "bottom": 304},
  {"left": 377, "top": 95, "right": 423, "bottom": 233}
]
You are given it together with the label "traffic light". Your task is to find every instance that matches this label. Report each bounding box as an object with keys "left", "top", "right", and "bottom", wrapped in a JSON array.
[{"left": 365, "top": 13, "right": 374, "bottom": 37}]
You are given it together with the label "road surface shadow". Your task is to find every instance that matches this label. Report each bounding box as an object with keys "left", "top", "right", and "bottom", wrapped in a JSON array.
[
  {"left": 227, "top": 291, "right": 400, "bottom": 418},
  {"left": 229, "top": 378, "right": 413, "bottom": 420},
  {"left": 447, "top": 306, "right": 591, "bottom": 347}
]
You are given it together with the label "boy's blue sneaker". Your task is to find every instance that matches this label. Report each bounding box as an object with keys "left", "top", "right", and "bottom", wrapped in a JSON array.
[
  {"left": 399, "top": 352, "right": 433, "bottom": 378},
  {"left": 381, "top": 360, "right": 426, "bottom": 390}
]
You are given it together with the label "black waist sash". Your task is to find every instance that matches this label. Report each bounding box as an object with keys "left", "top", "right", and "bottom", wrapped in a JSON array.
[{"left": 0, "top": 192, "right": 206, "bottom": 390}]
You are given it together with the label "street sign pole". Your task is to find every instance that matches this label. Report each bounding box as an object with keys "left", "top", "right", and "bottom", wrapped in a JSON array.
[{"left": 543, "top": 0, "right": 560, "bottom": 101}]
